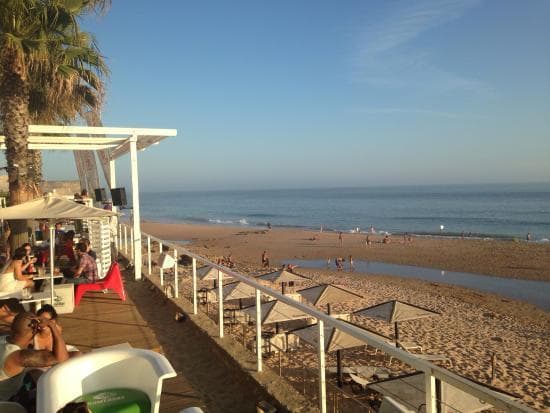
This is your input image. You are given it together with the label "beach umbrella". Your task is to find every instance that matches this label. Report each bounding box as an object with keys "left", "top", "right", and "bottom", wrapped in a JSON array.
[
  {"left": 290, "top": 320, "right": 390, "bottom": 387},
  {"left": 353, "top": 300, "right": 440, "bottom": 348},
  {"left": 211, "top": 281, "right": 256, "bottom": 308},
  {"left": 256, "top": 269, "right": 310, "bottom": 293},
  {"left": 368, "top": 371, "right": 518, "bottom": 413},
  {"left": 298, "top": 284, "right": 363, "bottom": 307},
  {"left": 196, "top": 265, "right": 232, "bottom": 286},
  {"left": 241, "top": 299, "right": 311, "bottom": 325}
]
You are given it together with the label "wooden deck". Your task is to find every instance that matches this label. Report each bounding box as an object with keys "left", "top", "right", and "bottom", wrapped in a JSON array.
[{"left": 59, "top": 290, "right": 205, "bottom": 412}]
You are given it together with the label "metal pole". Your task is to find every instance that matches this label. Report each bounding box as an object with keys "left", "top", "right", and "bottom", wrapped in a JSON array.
[
  {"left": 255, "top": 288, "right": 262, "bottom": 372},
  {"left": 218, "top": 269, "right": 224, "bottom": 338},
  {"left": 425, "top": 370, "right": 437, "bottom": 413},
  {"left": 147, "top": 236, "right": 151, "bottom": 275},
  {"left": 192, "top": 258, "right": 197, "bottom": 314},
  {"left": 123, "top": 225, "right": 127, "bottom": 254},
  {"left": 130, "top": 227, "right": 134, "bottom": 260},
  {"left": 49, "top": 224, "right": 55, "bottom": 304},
  {"left": 159, "top": 242, "right": 164, "bottom": 286},
  {"left": 173, "top": 248, "right": 178, "bottom": 298},
  {"left": 318, "top": 319, "right": 327, "bottom": 413},
  {"left": 129, "top": 135, "right": 142, "bottom": 280}
]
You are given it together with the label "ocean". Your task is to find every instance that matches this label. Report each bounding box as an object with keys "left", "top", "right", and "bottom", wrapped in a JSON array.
[{"left": 140, "top": 183, "right": 550, "bottom": 241}]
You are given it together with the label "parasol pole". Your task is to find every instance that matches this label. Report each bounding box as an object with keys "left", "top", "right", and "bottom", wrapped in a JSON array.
[
  {"left": 327, "top": 304, "right": 343, "bottom": 388},
  {"left": 49, "top": 220, "right": 55, "bottom": 305},
  {"left": 394, "top": 322, "right": 400, "bottom": 348}
]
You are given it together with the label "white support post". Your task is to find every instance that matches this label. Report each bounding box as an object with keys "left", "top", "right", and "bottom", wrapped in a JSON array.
[
  {"left": 192, "top": 258, "right": 197, "bottom": 315},
  {"left": 425, "top": 370, "right": 437, "bottom": 413},
  {"left": 130, "top": 227, "right": 134, "bottom": 260},
  {"left": 109, "top": 158, "right": 118, "bottom": 245},
  {"left": 49, "top": 224, "right": 55, "bottom": 305},
  {"left": 123, "top": 225, "right": 127, "bottom": 254},
  {"left": 129, "top": 134, "right": 142, "bottom": 280},
  {"left": 318, "top": 319, "right": 327, "bottom": 413},
  {"left": 218, "top": 269, "right": 224, "bottom": 338},
  {"left": 118, "top": 224, "right": 122, "bottom": 250},
  {"left": 147, "top": 236, "right": 151, "bottom": 275},
  {"left": 255, "top": 288, "right": 262, "bottom": 373},
  {"left": 173, "top": 248, "right": 178, "bottom": 298},
  {"left": 159, "top": 242, "right": 164, "bottom": 286}
]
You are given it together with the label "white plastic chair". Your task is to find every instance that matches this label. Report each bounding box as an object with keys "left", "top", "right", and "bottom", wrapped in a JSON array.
[
  {"left": 36, "top": 348, "right": 177, "bottom": 413},
  {"left": 0, "top": 401, "right": 26, "bottom": 413}
]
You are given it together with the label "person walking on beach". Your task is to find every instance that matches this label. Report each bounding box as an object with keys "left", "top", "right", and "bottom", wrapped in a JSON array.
[
  {"left": 526, "top": 232, "right": 532, "bottom": 241},
  {"left": 338, "top": 232, "right": 343, "bottom": 247},
  {"left": 261, "top": 250, "right": 269, "bottom": 268},
  {"left": 326, "top": 257, "right": 331, "bottom": 269},
  {"left": 349, "top": 255, "right": 354, "bottom": 272},
  {"left": 365, "top": 234, "right": 371, "bottom": 247}
]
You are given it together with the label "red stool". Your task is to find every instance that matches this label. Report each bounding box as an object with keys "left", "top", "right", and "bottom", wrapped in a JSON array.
[{"left": 74, "top": 262, "right": 126, "bottom": 306}]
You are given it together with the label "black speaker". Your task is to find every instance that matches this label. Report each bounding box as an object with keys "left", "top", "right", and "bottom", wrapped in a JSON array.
[
  {"left": 94, "top": 188, "right": 107, "bottom": 202},
  {"left": 111, "top": 188, "right": 127, "bottom": 206}
]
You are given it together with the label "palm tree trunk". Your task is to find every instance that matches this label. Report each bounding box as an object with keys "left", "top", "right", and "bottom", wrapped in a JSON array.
[{"left": 0, "top": 48, "right": 35, "bottom": 250}]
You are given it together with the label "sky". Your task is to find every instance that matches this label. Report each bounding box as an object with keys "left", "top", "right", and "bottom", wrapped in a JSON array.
[{"left": 41, "top": 0, "right": 550, "bottom": 191}]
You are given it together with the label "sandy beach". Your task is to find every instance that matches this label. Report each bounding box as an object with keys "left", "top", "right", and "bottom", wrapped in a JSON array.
[{"left": 141, "top": 221, "right": 550, "bottom": 410}]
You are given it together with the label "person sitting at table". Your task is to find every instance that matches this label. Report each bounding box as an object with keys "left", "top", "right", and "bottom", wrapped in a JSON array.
[
  {"left": 64, "top": 242, "right": 97, "bottom": 285},
  {"left": 58, "top": 231, "right": 76, "bottom": 268},
  {"left": 0, "top": 299, "right": 24, "bottom": 336},
  {"left": 0, "top": 248, "right": 34, "bottom": 294},
  {"left": 21, "top": 243, "right": 36, "bottom": 275},
  {"left": 0, "top": 312, "right": 69, "bottom": 406},
  {"left": 34, "top": 305, "right": 80, "bottom": 358},
  {"left": 79, "top": 238, "right": 97, "bottom": 260}
]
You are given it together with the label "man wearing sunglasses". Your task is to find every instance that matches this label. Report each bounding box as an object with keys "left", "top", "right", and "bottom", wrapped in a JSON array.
[{"left": 0, "top": 312, "right": 69, "bottom": 406}]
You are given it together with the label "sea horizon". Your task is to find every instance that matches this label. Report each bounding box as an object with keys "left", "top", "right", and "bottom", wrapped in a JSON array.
[{"left": 139, "top": 182, "right": 550, "bottom": 241}]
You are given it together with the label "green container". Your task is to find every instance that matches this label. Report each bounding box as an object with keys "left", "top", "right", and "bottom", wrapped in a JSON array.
[{"left": 73, "top": 388, "right": 151, "bottom": 413}]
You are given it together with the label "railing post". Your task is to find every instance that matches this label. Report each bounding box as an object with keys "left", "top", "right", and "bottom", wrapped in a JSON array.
[
  {"left": 123, "top": 225, "right": 128, "bottom": 254},
  {"left": 147, "top": 236, "right": 151, "bottom": 275},
  {"left": 130, "top": 227, "right": 134, "bottom": 259},
  {"left": 118, "top": 224, "right": 122, "bottom": 250},
  {"left": 425, "top": 370, "right": 437, "bottom": 413},
  {"left": 318, "top": 319, "right": 327, "bottom": 413},
  {"left": 159, "top": 242, "right": 164, "bottom": 286},
  {"left": 218, "top": 269, "right": 224, "bottom": 338},
  {"left": 173, "top": 248, "right": 178, "bottom": 298},
  {"left": 192, "top": 258, "right": 197, "bottom": 314},
  {"left": 255, "top": 288, "right": 262, "bottom": 372}
]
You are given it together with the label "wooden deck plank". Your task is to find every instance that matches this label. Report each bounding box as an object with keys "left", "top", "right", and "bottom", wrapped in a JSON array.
[{"left": 58, "top": 290, "right": 204, "bottom": 412}]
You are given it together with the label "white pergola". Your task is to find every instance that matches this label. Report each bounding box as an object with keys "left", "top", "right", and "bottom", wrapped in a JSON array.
[{"left": 0, "top": 125, "right": 178, "bottom": 280}]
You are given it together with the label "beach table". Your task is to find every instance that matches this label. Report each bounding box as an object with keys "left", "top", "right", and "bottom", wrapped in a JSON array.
[{"left": 20, "top": 284, "right": 74, "bottom": 313}]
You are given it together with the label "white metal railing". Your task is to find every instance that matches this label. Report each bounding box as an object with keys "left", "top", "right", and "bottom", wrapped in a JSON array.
[{"left": 122, "top": 224, "right": 535, "bottom": 413}]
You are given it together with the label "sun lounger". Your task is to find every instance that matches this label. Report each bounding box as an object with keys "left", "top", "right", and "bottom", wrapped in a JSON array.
[
  {"left": 349, "top": 373, "right": 370, "bottom": 394},
  {"left": 375, "top": 340, "right": 423, "bottom": 355},
  {"left": 414, "top": 353, "right": 452, "bottom": 367}
]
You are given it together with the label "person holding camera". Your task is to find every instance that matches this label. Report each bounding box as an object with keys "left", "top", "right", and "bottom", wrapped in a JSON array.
[{"left": 0, "top": 312, "right": 69, "bottom": 405}]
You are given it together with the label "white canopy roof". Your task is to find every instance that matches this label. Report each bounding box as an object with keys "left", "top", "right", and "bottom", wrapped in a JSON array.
[
  {"left": 0, "top": 195, "right": 117, "bottom": 220},
  {"left": 0, "top": 125, "right": 177, "bottom": 160}
]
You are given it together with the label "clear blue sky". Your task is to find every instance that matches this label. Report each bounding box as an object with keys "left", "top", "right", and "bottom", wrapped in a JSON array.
[{"left": 42, "top": 0, "right": 550, "bottom": 191}]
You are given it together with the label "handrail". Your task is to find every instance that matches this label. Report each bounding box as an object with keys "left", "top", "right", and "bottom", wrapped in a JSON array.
[{"left": 126, "top": 224, "right": 535, "bottom": 413}]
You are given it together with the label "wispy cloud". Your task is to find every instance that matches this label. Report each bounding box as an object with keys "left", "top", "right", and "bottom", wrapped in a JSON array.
[
  {"left": 355, "top": 107, "right": 487, "bottom": 119},
  {"left": 360, "top": 0, "right": 481, "bottom": 56},
  {"left": 351, "top": 0, "right": 489, "bottom": 95}
]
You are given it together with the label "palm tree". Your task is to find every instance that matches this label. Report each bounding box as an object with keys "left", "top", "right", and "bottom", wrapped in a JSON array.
[{"left": 0, "top": 0, "right": 109, "bottom": 246}]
